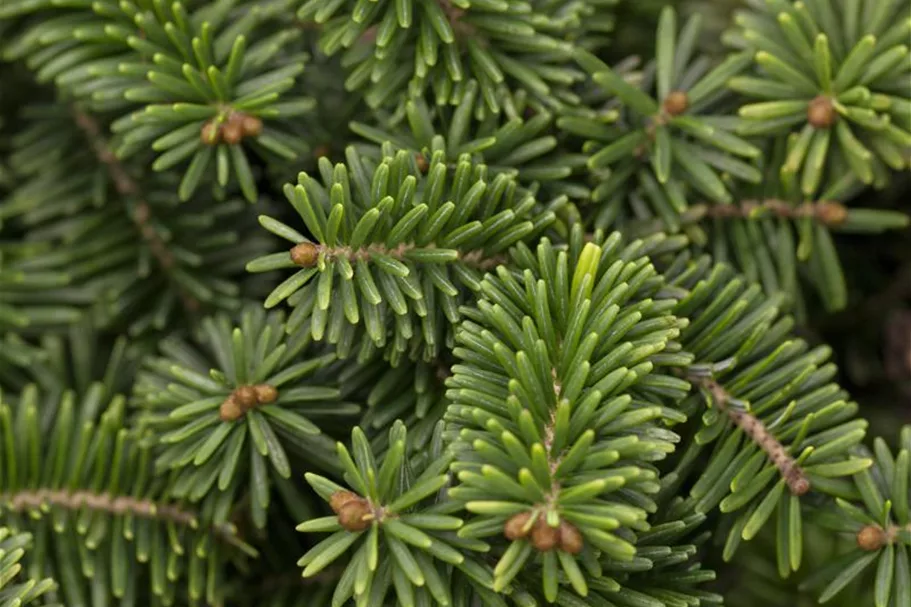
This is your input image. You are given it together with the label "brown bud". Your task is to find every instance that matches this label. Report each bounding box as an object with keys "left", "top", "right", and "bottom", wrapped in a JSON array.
[
  {"left": 789, "top": 476, "right": 811, "bottom": 496},
  {"left": 662, "top": 90, "right": 689, "bottom": 116},
  {"left": 235, "top": 385, "right": 258, "bottom": 408},
  {"left": 200, "top": 121, "right": 221, "bottom": 146},
  {"left": 241, "top": 114, "right": 263, "bottom": 137},
  {"left": 219, "top": 396, "right": 243, "bottom": 422},
  {"left": 222, "top": 121, "right": 244, "bottom": 145},
  {"left": 815, "top": 202, "right": 848, "bottom": 226},
  {"left": 808, "top": 95, "right": 836, "bottom": 128},
  {"left": 415, "top": 154, "right": 429, "bottom": 173},
  {"left": 530, "top": 517, "right": 560, "bottom": 552},
  {"left": 290, "top": 242, "right": 320, "bottom": 267},
  {"left": 337, "top": 499, "right": 372, "bottom": 531},
  {"left": 504, "top": 511, "right": 533, "bottom": 541},
  {"left": 558, "top": 520, "right": 584, "bottom": 554},
  {"left": 254, "top": 384, "right": 278, "bottom": 404},
  {"left": 329, "top": 490, "right": 362, "bottom": 514},
  {"left": 857, "top": 525, "right": 887, "bottom": 551}
]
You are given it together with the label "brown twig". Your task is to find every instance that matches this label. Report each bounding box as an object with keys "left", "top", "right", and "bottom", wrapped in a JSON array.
[
  {"left": 290, "top": 242, "right": 507, "bottom": 272},
  {"left": 1, "top": 488, "right": 238, "bottom": 542},
  {"left": 697, "top": 198, "right": 848, "bottom": 226},
  {"left": 71, "top": 108, "right": 199, "bottom": 312},
  {"left": 695, "top": 376, "right": 810, "bottom": 496}
]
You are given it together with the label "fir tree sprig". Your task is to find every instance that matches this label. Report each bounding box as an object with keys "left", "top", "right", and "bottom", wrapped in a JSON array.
[
  {"left": 805, "top": 427, "right": 911, "bottom": 606},
  {"left": 0, "top": 0, "right": 313, "bottom": 201},
  {"left": 297, "top": 0, "right": 612, "bottom": 117},
  {"left": 726, "top": 0, "right": 911, "bottom": 195},
  {"left": 662, "top": 254, "right": 871, "bottom": 572},
  {"left": 1, "top": 1, "right": 910, "bottom": 605},
  {"left": 569, "top": 7, "right": 760, "bottom": 230},
  {"left": 248, "top": 147, "right": 555, "bottom": 362},
  {"left": 298, "top": 421, "right": 495, "bottom": 607},
  {"left": 1, "top": 103, "right": 273, "bottom": 335},
  {"left": 446, "top": 231, "right": 692, "bottom": 599},
  {"left": 685, "top": 137, "right": 908, "bottom": 315},
  {"left": 0, "top": 384, "right": 254, "bottom": 606},
  {"left": 131, "top": 305, "right": 355, "bottom": 529}
]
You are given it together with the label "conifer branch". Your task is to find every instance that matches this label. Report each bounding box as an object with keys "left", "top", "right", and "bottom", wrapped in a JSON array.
[
  {"left": 693, "top": 376, "right": 811, "bottom": 496},
  {"left": 290, "top": 242, "right": 508, "bottom": 271},
  {"left": 71, "top": 108, "right": 199, "bottom": 312},
  {"left": 693, "top": 199, "right": 849, "bottom": 226},
  {"left": 0, "top": 488, "right": 239, "bottom": 542},
  {"left": 3, "top": 1, "right": 909, "bottom": 605}
]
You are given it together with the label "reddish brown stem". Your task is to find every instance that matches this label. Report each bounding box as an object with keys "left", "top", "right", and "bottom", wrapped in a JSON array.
[
  {"left": 71, "top": 108, "right": 199, "bottom": 312},
  {"left": 699, "top": 378, "right": 810, "bottom": 496},
  {"left": 290, "top": 242, "right": 507, "bottom": 271},
  {"left": 699, "top": 199, "right": 848, "bottom": 226},
  {"left": 1, "top": 488, "right": 236, "bottom": 542}
]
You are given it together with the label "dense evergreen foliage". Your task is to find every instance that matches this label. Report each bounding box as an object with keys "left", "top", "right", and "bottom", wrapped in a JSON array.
[{"left": 0, "top": 0, "right": 909, "bottom": 605}]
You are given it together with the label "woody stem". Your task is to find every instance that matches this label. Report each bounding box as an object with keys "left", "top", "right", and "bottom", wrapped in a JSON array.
[
  {"left": 71, "top": 107, "right": 199, "bottom": 312},
  {"left": 694, "top": 376, "right": 810, "bottom": 496}
]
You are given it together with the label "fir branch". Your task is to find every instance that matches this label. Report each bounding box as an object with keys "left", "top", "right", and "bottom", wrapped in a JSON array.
[
  {"left": 3, "top": 1, "right": 910, "bottom": 605},
  {"left": 132, "top": 306, "right": 349, "bottom": 529},
  {"left": 290, "top": 241, "right": 507, "bottom": 271},
  {"left": 694, "top": 199, "right": 849, "bottom": 226},
  {"left": 253, "top": 148, "right": 552, "bottom": 360},
  {"left": 692, "top": 375, "right": 811, "bottom": 496},
  {"left": 71, "top": 107, "right": 199, "bottom": 312},
  {"left": 3, "top": 488, "right": 213, "bottom": 533},
  {"left": 1, "top": 487, "right": 255, "bottom": 557}
]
